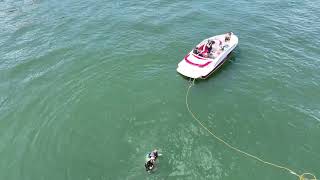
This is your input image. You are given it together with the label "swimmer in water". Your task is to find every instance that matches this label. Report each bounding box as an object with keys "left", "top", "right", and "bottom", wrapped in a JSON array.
[
  {"left": 145, "top": 149, "right": 160, "bottom": 172},
  {"left": 148, "top": 149, "right": 159, "bottom": 159}
]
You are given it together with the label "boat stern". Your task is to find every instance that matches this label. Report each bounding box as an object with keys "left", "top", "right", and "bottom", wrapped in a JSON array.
[{"left": 176, "top": 60, "right": 203, "bottom": 79}]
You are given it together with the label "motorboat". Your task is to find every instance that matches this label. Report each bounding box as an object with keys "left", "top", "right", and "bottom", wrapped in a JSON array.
[{"left": 176, "top": 32, "right": 238, "bottom": 79}]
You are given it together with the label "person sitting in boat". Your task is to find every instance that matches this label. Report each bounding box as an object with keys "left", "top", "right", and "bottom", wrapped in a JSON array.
[
  {"left": 195, "top": 40, "right": 214, "bottom": 58},
  {"left": 193, "top": 47, "right": 200, "bottom": 54},
  {"left": 225, "top": 32, "right": 232, "bottom": 42}
]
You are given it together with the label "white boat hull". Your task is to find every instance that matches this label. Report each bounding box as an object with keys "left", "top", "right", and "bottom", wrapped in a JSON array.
[{"left": 177, "top": 33, "right": 238, "bottom": 79}]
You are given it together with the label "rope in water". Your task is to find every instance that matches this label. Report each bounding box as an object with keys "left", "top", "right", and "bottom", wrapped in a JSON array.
[{"left": 185, "top": 78, "right": 317, "bottom": 180}]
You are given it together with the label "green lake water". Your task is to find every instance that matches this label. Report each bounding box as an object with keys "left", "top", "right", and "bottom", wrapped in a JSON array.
[{"left": 0, "top": 0, "right": 319, "bottom": 179}]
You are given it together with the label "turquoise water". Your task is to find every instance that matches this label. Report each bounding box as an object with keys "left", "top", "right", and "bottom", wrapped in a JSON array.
[{"left": 1, "top": 0, "right": 319, "bottom": 179}]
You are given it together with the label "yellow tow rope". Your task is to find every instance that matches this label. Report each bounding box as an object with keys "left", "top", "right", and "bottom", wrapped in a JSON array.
[{"left": 185, "top": 78, "right": 317, "bottom": 180}]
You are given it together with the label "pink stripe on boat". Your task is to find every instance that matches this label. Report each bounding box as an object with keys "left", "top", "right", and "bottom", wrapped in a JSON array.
[{"left": 184, "top": 54, "right": 212, "bottom": 67}]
